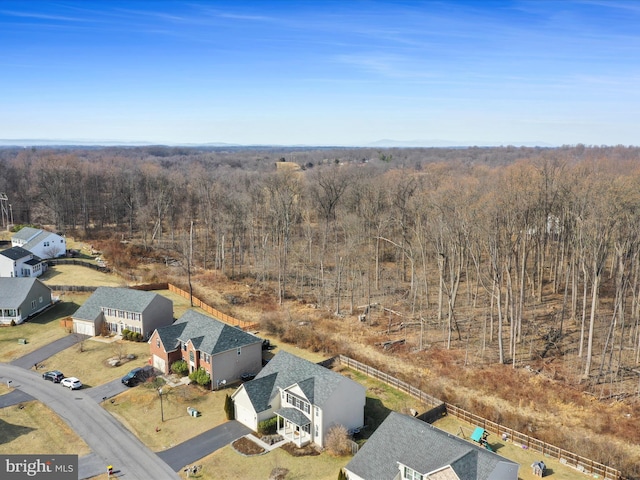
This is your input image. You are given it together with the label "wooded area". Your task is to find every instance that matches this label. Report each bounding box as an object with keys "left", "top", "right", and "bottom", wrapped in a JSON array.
[
  {"left": 2, "top": 145, "right": 640, "bottom": 388},
  {"left": 3, "top": 144, "right": 640, "bottom": 475}
]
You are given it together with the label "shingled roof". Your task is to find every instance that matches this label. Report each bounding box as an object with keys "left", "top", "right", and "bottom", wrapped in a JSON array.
[
  {"left": 11, "top": 227, "right": 41, "bottom": 242},
  {"left": 0, "top": 246, "right": 35, "bottom": 261},
  {"left": 242, "top": 350, "right": 350, "bottom": 413},
  {"left": 0, "top": 278, "right": 49, "bottom": 308},
  {"left": 345, "top": 412, "right": 519, "bottom": 480},
  {"left": 72, "top": 287, "right": 163, "bottom": 321},
  {"left": 155, "top": 309, "right": 261, "bottom": 354}
]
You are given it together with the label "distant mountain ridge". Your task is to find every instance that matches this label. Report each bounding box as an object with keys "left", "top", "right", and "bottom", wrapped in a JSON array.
[{"left": 0, "top": 138, "right": 556, "bottom": 148}]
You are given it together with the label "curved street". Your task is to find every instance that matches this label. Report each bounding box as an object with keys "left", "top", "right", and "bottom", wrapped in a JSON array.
[{"left": 0, "top": 363, "right": 180, "bottom": 479}]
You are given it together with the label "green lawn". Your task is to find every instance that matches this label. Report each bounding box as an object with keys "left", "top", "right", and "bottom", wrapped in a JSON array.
[{"left": 0, "top": 293, "right": 89, "bottom": 362}]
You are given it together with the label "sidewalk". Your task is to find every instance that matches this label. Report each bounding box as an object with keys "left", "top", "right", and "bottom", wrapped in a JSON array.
[{"left": 245, "top": 433, "right": 289, "bottom": 452}]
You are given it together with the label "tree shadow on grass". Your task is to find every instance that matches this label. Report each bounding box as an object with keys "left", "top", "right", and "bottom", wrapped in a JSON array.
[{"left": 0, "top": 417, "right": 36, "bottom": 444}]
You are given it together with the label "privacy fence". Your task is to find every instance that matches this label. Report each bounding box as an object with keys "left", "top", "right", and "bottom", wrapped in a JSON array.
[{"left": 336, "top": 355, "right": 622, "bottom": 480}]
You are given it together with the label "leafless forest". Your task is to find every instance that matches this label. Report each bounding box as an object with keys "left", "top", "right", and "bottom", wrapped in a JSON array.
[{"left": 2, "top": 144, "right": 640, "bottom": 475}]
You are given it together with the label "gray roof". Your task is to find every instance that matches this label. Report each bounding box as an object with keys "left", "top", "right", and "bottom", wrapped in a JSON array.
[
  {"left": 0, "top": 246, "right": 34, "bottom": 261},
  {"left": 72, "top": 287, "right": 167, "bottom": 321},
  {"left": 11, "top": 227, "right": 41, "bottom": 242},
  {"left": 243, "top": 350, "right": 356, "bottom": 413},
  {"left": 345, "top": 412, "right": 519, "bottom": 480},
  {"left": 275, "top": 407, "right": 311, "bottom": 426},
  {"left": 155, "top": 309, "right": 261, "bottom": 355},
  {"left": 0, "top": 278, "right": 49, "bottom": 308},
  {"left": 23, "top": 230, "right": 57, "bottom": 251}
]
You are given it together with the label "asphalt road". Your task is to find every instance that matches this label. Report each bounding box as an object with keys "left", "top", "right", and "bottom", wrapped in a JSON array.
[{"left": 0, "top": 364, "right": 180, "bottom": 480}]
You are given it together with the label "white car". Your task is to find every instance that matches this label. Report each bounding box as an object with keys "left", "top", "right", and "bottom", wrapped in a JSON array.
[{"left": 60, "top": 377, "right": 82, "bottom": 390}]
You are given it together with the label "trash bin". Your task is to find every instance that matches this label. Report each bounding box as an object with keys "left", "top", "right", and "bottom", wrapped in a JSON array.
[{"left": 187, "top": 407, "right": 200, "bottom": 417}]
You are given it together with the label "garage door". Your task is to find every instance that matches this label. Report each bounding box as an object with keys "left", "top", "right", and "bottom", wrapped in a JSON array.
[
  {"left": 235, "top": 404, "right": 256, "bottom": 430},
  {"left": 73, "top": 320, "right": 95, "bottom": 336},
  {"left": 152, "top": 355, "right": 166, "bottom": 373}
]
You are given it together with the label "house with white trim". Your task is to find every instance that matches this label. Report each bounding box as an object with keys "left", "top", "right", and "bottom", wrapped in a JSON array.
[
  {"left": 148, "top": 309, "right": 263, "bottom": 388},
  {"left": 11, "top": 227, "right": 66, "bottom": 259},
  {"left": 0, "top": 246, "right": 47, "bottom": 278},
  {"left": 344, "top": 412, "right": 519, "bottom": 480},
  {"left": 0, "top": 278, "right": 53, "bottom": 325},
  {"left": 71, "top": 287, "right": 173, "bottom": 338},
  {"left": 232, "top": 350, "right": 366, "bottom": 448}
]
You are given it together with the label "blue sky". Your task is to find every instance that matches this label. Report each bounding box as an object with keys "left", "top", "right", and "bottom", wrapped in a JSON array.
[{"left": 1, "top": 0, "right": 638, "bottom": 146}]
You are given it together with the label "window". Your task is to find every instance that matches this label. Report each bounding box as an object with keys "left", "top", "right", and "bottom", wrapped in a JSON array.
[
  {"left": 31, "top": 300, "right": 36, "bottom": 308},
  {"left": 315, "top": 425, "right": 319, "bottom": 437},
  {"left": 44, "top": 241, "right": 49, "bottom": 247},
  {"left": 286, "top": 393, "right": 310, "bottom": 414},
  {"left": 315, "top": 406, "right": 319, "bottom": 417},
  {"left": 156, "top": 337, "right": 160, "bottom": 348},
  {"left": 403, "top": 466, "right": 423, "bottom": 480},
  {"left": 118, "top": 310, "right": 125, "bottom": 318},
  {"left": 39, "top": 296, "right": 43, "bottom": 304},
  {"left": 182, "top": 343, "right": 187, "bottom": 351},
  {"left": 237, "top": 347, "right": 241, "bottom": 356}
]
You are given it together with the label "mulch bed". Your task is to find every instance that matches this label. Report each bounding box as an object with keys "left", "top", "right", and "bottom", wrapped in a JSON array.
[
  {"left": 280, "top": 442, "right": 320, "bottom": 457},
  {"left": 232, "top": 436, "right": 266, "bottom": 456}
]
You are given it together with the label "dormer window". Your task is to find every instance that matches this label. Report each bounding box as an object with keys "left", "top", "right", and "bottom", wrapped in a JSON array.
[{"left": 403, "top": 466, "right": 423, "bottom": 480}]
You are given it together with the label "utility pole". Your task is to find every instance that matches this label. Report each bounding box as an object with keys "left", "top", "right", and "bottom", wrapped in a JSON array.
[{"left": 0, "top": 193, "right": 8, "bottom": 228}]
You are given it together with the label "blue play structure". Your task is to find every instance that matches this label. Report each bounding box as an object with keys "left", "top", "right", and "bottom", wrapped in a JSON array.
[{"left": 470, "top": 427, "right": 494, "bottom": 452}]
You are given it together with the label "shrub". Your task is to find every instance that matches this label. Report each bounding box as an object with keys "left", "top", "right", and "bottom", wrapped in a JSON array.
[
  {"left": 258, "top": 417, "right": 277, "bottom": 435},
  {"left": 171, "top": 360, "right": 188, "bottom": 376},
  {"left": 189, "top": 368, "right": 210, "bottom": 387},
  {"left": 325, "top": 424, "right": 350, "bottom": 456},
  {"left": 10, "top": 320, "right": 16, "bottom": 327},
  {"left": 122, "top": 329, "right": 131, "bottom": 340},
  {"left": 134, "top": 332, "right": 143, "bottom": 342},
  {"left": 224, "top": 394, "right": 235, "bottom": 420}
]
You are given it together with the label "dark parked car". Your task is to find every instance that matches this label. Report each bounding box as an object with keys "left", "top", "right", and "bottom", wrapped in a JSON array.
[
  {"left": 121, "top": 367, "right": 145, "bottom": 387},
  {"left": 42, "top": 370, "right": 64, "bottom": 383}
]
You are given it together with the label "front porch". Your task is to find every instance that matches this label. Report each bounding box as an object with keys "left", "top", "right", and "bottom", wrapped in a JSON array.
[
  {"left": 275, "top": 407, "right": 312, "bottom": 448},
  {"left": 0, "top": 309, "right": 21, "bottom": 325}
]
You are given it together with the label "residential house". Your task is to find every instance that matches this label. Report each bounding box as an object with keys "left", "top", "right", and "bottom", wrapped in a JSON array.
[
  {"left": 232, "top": 350, "right": 366, "bottom": 448},
  {"left": 0, "top": 246, "right": 47, "bottom": 278},
  {"left": 149, "top": 309, "right": 263, "bottom": 388},
  {"left": 11, "top": 227, "right": 66, "bottom": 259},
  {"left": 71, "top": 287, "right": 173, "bottom": 338},
  {"left": 344, "top": 411, "right": 519, "bottom": 480},
  {"left": 0, "top": 278, "right": 53, "bottom": 325}
]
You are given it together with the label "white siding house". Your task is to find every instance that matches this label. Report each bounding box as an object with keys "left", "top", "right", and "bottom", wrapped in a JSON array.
[
  {"left": 11, "top": 227, "right": 66, "bottom": 259},
  {"left": 231, "top": 350, "right": 366, "bottom": 448},
  {"left": 0, "top": 246, "right": 47, "bottom": 278}
]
